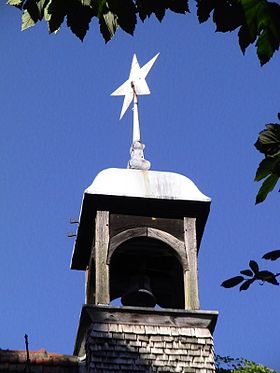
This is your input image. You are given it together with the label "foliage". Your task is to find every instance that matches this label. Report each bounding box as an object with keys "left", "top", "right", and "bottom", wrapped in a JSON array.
[
  {"left": 255, "top": 118, "right": 280, "bottom": 204},
  {"left": 215, "top": 355, "right": 277, "bottom": 373},
  {"left": 221, "top": 252, "right": 280, "bottom": 291},
  {"left": 6, "top": 0, "right": 280, "bottom": 64},
  {"left": 222, "top": 116, "right": 280, "bottom": 293},
  {"left": 197, "top": 0, "right": 280, "bottom": 65},
  {"left": 7, "top": 0, "right": 189, "bottom": 42}
]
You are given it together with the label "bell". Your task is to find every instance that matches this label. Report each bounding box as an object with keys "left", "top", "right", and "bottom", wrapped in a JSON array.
[{"left": 121, "top": 273, "right": 157, "bottom": 307}]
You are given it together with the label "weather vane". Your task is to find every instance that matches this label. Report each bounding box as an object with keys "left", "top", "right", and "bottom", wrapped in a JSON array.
[{"left": 111, "top": 53, "right": 159, "bottom": 170}]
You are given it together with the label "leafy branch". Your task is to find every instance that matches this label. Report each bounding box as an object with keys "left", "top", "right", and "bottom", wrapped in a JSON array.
[
  {"left": 255, "top": 118, "right": 280, "bottom": 204},
  {"left": 221, "top": 250, "right": 280, "bottom": 291},
  {"left": 215, "top": 355, "right": 277, "bottom": 372},
  {"left": 6, "top": 0, "right": 280, "bottom": 65}
]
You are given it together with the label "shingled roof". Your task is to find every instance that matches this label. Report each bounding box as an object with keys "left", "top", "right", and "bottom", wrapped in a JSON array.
[{"left": 0, "top": 349, "right": 79, "bottom": 373}]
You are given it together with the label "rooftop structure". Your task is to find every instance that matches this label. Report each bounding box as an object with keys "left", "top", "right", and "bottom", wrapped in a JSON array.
[
  {"left": 0, "top": 349, "right": 79, "bottom": 373},
  {"left": 2, "top": 53, "right": 218, "bottom": 373},
  {"left": 70, "top": 54, "right": 218, "bottom": 372}
]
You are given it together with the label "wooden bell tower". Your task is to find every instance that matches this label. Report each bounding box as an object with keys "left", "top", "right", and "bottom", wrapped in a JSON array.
[
  {"left": 71, "top": 53, "right": 217, "bottom": 372},
  {"left": 71, "top": 167, "right": 218, "bottom": 372}
]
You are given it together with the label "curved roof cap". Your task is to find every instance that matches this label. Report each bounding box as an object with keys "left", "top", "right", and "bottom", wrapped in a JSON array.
[{"left": 86, "top": 168, "right": 210, "bottom": 202}]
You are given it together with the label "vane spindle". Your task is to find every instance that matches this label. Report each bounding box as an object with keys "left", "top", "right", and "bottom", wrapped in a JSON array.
[{"left": 111, "top": 53, "right": 159, "bottom": 170}]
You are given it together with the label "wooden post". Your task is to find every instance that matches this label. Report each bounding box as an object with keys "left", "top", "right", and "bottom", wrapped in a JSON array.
[
  {"left": 184, "top": 217, "right": 199, "bottom": 310},
  {"left": 85, "top": 259, "right": 95, "bottom": 304},
  {"left": 95, "top": 210, "right": 110, "bottom": 305}
]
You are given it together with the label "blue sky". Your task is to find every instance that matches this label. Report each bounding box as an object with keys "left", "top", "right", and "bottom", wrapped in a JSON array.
[{"left": 1, "top": 2, "right": 280, "bottom": 371}]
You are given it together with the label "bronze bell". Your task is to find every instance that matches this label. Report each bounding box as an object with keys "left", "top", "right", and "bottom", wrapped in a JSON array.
[{"left": 121, "top": 273, "right": 157, "bottom": 307}]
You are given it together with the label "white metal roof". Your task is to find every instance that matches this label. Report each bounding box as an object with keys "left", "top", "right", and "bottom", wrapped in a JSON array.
[{"left": 85, "top": 168, "right": 210, "bottom": 202}]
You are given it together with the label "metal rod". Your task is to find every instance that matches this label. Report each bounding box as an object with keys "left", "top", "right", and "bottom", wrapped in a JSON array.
[
  {"left": 24, "top": 334, "right": 31, "bottom": 372},
  {"left": 131, "top": 82, "right": 141, "bottom": 143}
]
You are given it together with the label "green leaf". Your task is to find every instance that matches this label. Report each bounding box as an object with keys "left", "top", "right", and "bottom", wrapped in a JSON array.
[
  {"left": 256, "top": 270, "right": 279, "bottom": 285},
  {"left": 46, "top": 0, "right": 67, "bottom": 33},
  {"left": 21, "top": 0, "right": 49, "bottom": 28},
  {"left": 262, "top": 250, "right": 280, "bottom": 261},
  {"left": 167, "top": 0, "right": 189, "bottom": 14},
  {"left": 81, "top": 0, "right": 93, "bottom": 6},
  {"left": 197, "top": 0, "right": 280, "bottom": 64},
  {"left": 154, "top": 6, "right": 166, "bottom": 22},
  {"left": 21, "top": 9, "right": 36, "bottom": 30},
  {"left": 240, "top": 278, "right": 255, "bottom": 291},
  {"left": 7, "top": 0, "right": 23, "bottom": 8},
  {"left": 197, "top": 0, "right": 243, "bottom": 31},
  {"left": 221, "top": 276, "right": 244, "bottom": 288},
  {"left": 238, "top": 24, "right": 257, "bottom": 54},
  {"left": 96, "top": 0, "right": 107, "bottom": 17},
  {"left": 255, "top": 157, "right": 279, "bottom": 182},
  {"left": 99, "top": 11, "right": 118, "bottom": 42},
  {"left": 196, "top": 0, "right": 215, "bottom": 23},
  {"left": 136, "top": 0, "right": 166, "bottom": 22},
  {"left": 37, "top": 0, "right": 49, "bottom": 15},
  {"left": 256, "top": 28, "right": 278, "bottom": 66},
  {"left": 107, "top": 0, "right": 136, "bottom": 35},
  {"left": 249, "top": 260, "right": 259, "bottom": 274},
  {"left": 256, "top": 3, "right": 280, "bottom": 65},
  {"left": 239, "top": 0, "right": 262, "bottom": 40},
  {"left": 23, "top": 0, "right": 39, "bottom": 23},
  {"left": 213, "top": 0, "right": 243, "bottom": 33},
  {"left": 239, "top": 0, "right": 280, "bottom": 65},
  {"left": 66, "top": 0, "right": 94, "bottom": 41},
  {"left": 240, "top": 269, "right": 254, "bottom": 277},
  {"left": 254, "top": 123, "right": 280, "bottom": 203},
  {"left": 136, "top": 0, "right": 153, "bottom": 21},
  {"left": 256, "top": 173, "right": 279, "bottom": 204},
  {"left": 264, "top": 276, "right": 279, "bottom": 285},
  {"left": 255, "top": 124, "right": 280, "bottom": 157}
]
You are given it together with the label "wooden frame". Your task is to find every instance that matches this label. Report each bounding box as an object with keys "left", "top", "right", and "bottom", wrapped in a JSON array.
[
  {"left": 107, "top": 227, "right": 189, "bottom": 271},
  {"left": 86, "top": 211, "right": 199, "bottom": 310}
]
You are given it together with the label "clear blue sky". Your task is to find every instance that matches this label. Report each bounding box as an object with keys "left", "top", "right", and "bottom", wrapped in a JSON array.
[{"left": 1, "top": 2, "right": 280, "bottom": 371}]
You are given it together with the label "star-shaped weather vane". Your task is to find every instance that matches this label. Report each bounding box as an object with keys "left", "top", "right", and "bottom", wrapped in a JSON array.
[{"left": 111, "top": 53, "right": 159, "bottom": 170}]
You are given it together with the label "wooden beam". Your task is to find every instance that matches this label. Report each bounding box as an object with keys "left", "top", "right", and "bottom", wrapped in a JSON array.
[
  {"left": 85, "top": 259, "right": 95, "bottom": 304},
  {"left": 184, "top": 217, "right": 199, "bottom": 310},
  {"left": 108, "top": 227, "right": 188, "bottom": 270},
  {"left": 95, "top": 211, "right": 110, "bottom": 305}
]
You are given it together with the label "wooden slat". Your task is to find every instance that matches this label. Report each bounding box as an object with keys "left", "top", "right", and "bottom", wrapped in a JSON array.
[
  {"left": 82, "top": 304, "right": 218, "bottom": 330},
  {"left": 184, "top": 217, "right": 199, "bottom": 310},
  {"left": 95, "top": 210, "right": 110, "bottom": 305}
]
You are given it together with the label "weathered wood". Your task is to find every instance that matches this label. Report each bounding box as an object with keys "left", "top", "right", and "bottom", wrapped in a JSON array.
[
  {"left": 108, "top": 227, "right": 188, "bottom": 270},
  {"left": 85, "top": 259, "right": 95, "bottom": 304},
  {"left": 95, "top": 210, "right": 110, "bottom": 305},
  {"left": 110, "top": 214, "right": 184, "bottom": 241},
  {"left": 73, "top": 304, "right": 218, "bottom": 356},
  {"left": 146, "top": 228, "right": 188, "bottom": 270},
  {"left": 85, "top": 220, "right": 97, "bottom": 304},
  {"left": 184, "top": 217, "right": 199, "bottom": 310},
  {"left": 86, "top": 306, "right": 217, "bottom": 329}
]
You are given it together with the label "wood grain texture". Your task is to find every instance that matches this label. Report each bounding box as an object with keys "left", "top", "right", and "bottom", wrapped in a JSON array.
[
  {"left": 95, "top": 210, "right": 110, "bottom": 305},
  {"left": 184, "top": 217, "right": 199, "bottom": 310},
  {"left": 108, "top": 227, "right": 188, "bottom": 270},
  {"left": 110, "top": 214, "right": 184, "bottom": 241},
  {"left": 85, "top": 259, "right": 95, "bottom": 304}
]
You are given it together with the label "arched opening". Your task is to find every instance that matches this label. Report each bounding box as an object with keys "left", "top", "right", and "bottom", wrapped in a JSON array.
[{"left": 110, "top": 237, "right": 185, "bottom": 309}]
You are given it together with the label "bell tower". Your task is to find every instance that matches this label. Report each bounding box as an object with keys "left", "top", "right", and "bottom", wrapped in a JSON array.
[{"left": 71, "top": 54, "right": 218, "bottom": 372}]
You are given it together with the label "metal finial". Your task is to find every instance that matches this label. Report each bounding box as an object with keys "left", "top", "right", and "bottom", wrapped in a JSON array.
[{"left": 111, "top": 53, "right": 159, "bottom": 170}]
